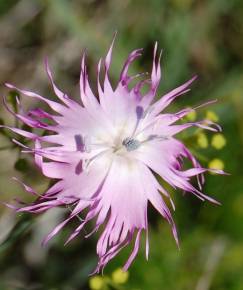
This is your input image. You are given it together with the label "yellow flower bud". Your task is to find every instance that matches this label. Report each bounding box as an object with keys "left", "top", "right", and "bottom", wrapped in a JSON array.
[
  {"left": 112, "top": 268, "right": 129, "bottom": 284},
  {"left": 89, "top": 276, "right": 105, "bottom": 290},
  {"left": 186, "top": 109, "right": 196, "bottom": 121},
  {"left": 197, "top": 132, "right": 208, "bottom": 148},
  {"left": 206, "top": 110, "right": 219, "bottom": 122},
  {"left": 208, "top": 158, "right": 224, "bottom": 172},
  {"left": 211, "top": 134, "right": 226, "bottom": 150}
]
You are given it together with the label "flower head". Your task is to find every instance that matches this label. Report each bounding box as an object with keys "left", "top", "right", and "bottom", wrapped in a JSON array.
[{"left": 2, "top": 36, "right": 225, "bottom": 274}]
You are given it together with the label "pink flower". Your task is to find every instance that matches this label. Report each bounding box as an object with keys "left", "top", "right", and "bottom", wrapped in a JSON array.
[{"left": 2, "top": 36, "right": 224, "bottom": 274}]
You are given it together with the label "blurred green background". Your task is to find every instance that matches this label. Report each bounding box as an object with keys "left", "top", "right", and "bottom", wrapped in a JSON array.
[{"left": 0, "top": 0, "right": 243, "bottom": 289}]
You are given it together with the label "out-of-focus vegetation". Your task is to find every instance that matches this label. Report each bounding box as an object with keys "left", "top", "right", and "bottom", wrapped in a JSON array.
[{"left": 0, "top": 0, "right": 242, "bottom": 289}]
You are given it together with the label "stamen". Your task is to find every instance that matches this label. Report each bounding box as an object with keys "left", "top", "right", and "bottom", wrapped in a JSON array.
[
  {"left": 134, "top": 116, "right": 159, "bottom": 138},
  {"left": 83, "top": 149, "right": 110, "bottom": 172},
  {"left": 74, "top": 134, "right": 111, "bottom": 153},
  {"left": 142, "top": 106, "right": 154, "bottom": 119},
  {"left": 130, "top": 105, "right": 154, "bottom": 138},
  {"left": 144, "top": 134, "right": 168, "bottom": 142},
  {"left": 129, "top": 106, "right": 144, "bottom": 137},
  {"left": 74, "top": 134, "right": 91, "bottom": 152},
  {"left": 122, "top": 134, "right": 168, "bottom": 153},
  {"left": 83, "top": 135, "right": 91, "bottom": 153},
  {"left": 122, "top": 137, "right": 141, "bottom": 152}
]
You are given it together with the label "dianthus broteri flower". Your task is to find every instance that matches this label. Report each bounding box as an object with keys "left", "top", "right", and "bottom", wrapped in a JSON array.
[{"left": 2, "top": 37, "right": 224, "bottom": 273}]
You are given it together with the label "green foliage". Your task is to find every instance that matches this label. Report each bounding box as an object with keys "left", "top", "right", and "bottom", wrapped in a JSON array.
[
  {"left": 6, "top": 90, "right": 20, "bottom": 114},
  {"left": 14, "top": 158, "right": 29, "bottom": 172},
  {"left": 0, "top": 0, "right": 242, "bottom": 289}
]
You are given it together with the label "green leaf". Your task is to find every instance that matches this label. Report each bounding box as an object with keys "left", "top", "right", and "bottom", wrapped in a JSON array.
[
  {"left": 0, "top": 215, "right": 33, "bottom": 254},
  {"left": 6, "top": 90, "right": 20, "bottom": 113},
  {"left": 14, "top": 158, "right": 29, "bottom": 172}
]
